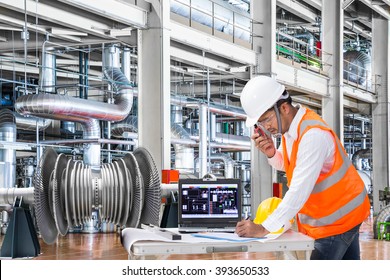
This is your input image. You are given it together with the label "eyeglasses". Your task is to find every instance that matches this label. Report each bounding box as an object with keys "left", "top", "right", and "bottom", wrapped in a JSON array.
[{"left": 258, "top": 111, "right": 276, "bottom": 127}]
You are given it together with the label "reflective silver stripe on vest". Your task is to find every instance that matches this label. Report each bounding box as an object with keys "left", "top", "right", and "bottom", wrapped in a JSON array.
[
  {"left": 312, "top": 139, "right": 352, "bottom": 194},
  {"left": 298, "top": 187, "right": 367, "bottom": 227},
  {"left": 299, "top": 119, "right": 328, "bottom": 137},
  {"left": 299, "top": 119, "right": 352, "bottom": 194}
]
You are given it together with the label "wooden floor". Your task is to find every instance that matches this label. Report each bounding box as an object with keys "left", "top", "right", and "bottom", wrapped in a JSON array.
[{"left": 1, "top": 216, "right": 389, "bottom": 260}]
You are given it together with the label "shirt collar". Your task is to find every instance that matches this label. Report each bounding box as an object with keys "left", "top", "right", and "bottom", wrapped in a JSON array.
[{"left": 285, "top": 104, "right": 306, "bottom": 141}]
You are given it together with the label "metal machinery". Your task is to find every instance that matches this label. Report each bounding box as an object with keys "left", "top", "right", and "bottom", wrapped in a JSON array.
[
  {"left": 0, "top": 44, "right": 162, "bottom": 257},
  {"left": 0, "top": 1, "right": 389, "bottom": 260},
  {"left": 0, "top": 1, "right": 255, "bottom": 255}
]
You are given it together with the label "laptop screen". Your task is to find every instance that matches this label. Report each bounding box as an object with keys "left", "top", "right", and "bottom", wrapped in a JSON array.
[{"left": 178, "top": 178, "right": 241, "bottom": 227}]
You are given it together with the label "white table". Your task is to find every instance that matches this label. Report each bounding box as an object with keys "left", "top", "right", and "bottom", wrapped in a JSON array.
[{"left": 124, "top": 229, "right": 314, "bottom": 260}]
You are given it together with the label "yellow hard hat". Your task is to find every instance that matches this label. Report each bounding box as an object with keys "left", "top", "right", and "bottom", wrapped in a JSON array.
[{"left": 253, "top": 197, "right": 291, "bottom": 234}]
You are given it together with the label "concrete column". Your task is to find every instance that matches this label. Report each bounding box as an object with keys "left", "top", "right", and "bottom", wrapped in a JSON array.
[
  {"left": 137, "top": 0, "right": 171, "bottom": 172},
  {"left": 321, "top": 0, "right": 344, "bottom": 140},
  {"left": 249, "top": 0, "right": 276, "bottom": 215},
  {"left": 371, "top": 16, "right": 390, "bottom": 214}
]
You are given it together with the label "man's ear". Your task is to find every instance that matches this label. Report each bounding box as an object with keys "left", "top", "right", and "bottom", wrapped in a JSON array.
[{"left": 280, "top": 102, "right": 289, "bottom": 114}]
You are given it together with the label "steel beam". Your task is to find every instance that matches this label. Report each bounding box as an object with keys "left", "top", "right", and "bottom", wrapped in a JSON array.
[
  {"left": 58, "top": 0, "right": 147, "bottom": 28},
  {"left": 277, "top": 0, "right": 317, "bottom": 22},
  {"left": 0, "top": 0, "right": 114, "bottom": 38}
]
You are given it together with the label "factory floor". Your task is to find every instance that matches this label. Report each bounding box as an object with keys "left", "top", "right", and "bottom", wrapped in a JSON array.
[{"left": 0, "top": 215, "right": 389, "bottom": 260}]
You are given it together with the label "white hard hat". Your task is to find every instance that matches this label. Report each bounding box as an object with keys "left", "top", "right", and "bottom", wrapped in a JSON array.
[{"left": 240, "top": 76, "right": 285, "bottom": 127}]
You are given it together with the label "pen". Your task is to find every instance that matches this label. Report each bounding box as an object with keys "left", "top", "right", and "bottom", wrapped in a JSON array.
[{"left": 246, "top": 216, "right": 251, "bottom": 220}]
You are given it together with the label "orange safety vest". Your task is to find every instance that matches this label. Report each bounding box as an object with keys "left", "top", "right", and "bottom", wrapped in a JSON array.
[{"left": 282, "top": 108, "right": 370, "bottom": 239}]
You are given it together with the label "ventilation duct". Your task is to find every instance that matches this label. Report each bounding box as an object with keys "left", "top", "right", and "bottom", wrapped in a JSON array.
[
  {"left": 352, "top": 148, "right": 371, "bottom": 171},
  {"left": 39, "top": 51, "right": 56, "bottom": 93},
  {"left": 15, "top": 113, "right": 52, "bottom": 131},
  {"left": 0, "top": 109, "right": 16, "bottom": 189},
  {"left": 122, "top": 47, "right": 132, "bottom": 82},
  {"left": 171, "top": 123, "right": 195, "bottom": 174},
  {"left": 343, "top": 50, "right": 371, "bottom": 88},
  {"left": 15, "top": 44, "right": 134, "bottom": 168},
  {"left": 111, "top": 115, "right": 138, "bottom": 138},
  {"left": 357, "top": 170, "right": 372, "bottom": 193},
  {"left": 195, "top": 153, "right": 235, "bottom": 178}
]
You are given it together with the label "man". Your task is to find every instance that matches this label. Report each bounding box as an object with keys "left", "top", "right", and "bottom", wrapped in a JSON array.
[{"left": 236, "top": 75, "right": 370, "bottom": 260}]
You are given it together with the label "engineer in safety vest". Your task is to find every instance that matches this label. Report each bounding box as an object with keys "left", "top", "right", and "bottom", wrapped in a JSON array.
[{"left": 236, "top": 76, "right": 370, "bottom": 260}]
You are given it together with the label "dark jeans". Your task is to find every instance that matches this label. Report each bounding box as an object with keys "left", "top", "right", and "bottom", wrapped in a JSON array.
[{"left": 310, "top": 224, "right": 361, "bottom": 260}]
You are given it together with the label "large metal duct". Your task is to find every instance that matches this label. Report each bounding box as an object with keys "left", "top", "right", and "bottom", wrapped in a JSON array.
[
  {"left": 111, "top": 115, "right": 138, "bottom": 137},
  {"left": 0, "top": 109, "right": 16, "bottom": 189},
  {"left": 211, "top": 153, "right": 235, "bottom": 178},
  {"left": 171, "top": 123, "right": 195, "bottom": 174},
  {"left": 343, "top": 50, "right": 371, "bottom": 87},
  {"left": 15, "top": 95, "right": 101, "bottom": 167},
  {"left": 352, "top": 148, "right": 371, "bottom": 171},
  {"left": 15, "top": 45, "right": 134, "bottom": 167},
  {"left": 15, "top": 113, "right": 52, "bottom": 131},
  {"left": 39, "top": 51, "right": 56, "bottom": 93},
  {"left": 195, "top": 153, "right": 235, "bottom": 178},
  {"left": 357, "top": 170, "right": 372, "bottom": 193},
  {"left": 199, "top": 104, "right": 208, "bottom": 177},
  {"left": 122, "top": 47, "right": 132, "bottom": 82}
]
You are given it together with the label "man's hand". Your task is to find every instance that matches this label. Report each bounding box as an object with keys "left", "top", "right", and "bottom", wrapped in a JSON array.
[
  {"left": 251, "top": 133, "right": 276, "bottom": 158},
  {"left": 235, "top": 220, "right": 270, "bottom": 238}
]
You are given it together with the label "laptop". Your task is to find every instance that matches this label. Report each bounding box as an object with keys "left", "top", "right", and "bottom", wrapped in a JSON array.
[{"left": 177, "top": 178, "right": 241, "bottom": 233}]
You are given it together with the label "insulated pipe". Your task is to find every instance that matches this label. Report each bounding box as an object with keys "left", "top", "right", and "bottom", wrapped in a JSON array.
[
  {"left": 15, "top": 45, "right": 134, "bottom": 167},
  {"left": 15, "top": 93, "right": 133, "bottom": 124},
  {"left": 0, "top": 109, "right": 16, "bottom": 188},
  {"left": 111, "top": 115, "right": 138, "bottom": 137},
  {"left": 189, "top": 132, "right": 251, "bottom": 147},
  {"left": 171, "top": 105, "right": 183, "bottom": 124},
  {"left": 343, "top": 50, "right": 371, "bottom": 87},
  {"left": 210, "top": 114, "right": 217, "bottom": 141},
  {"left": 15, "top": 113, "right": 52, "bottom": 131},
  {"left": 352, "top": 148, "right": 372, "bottom": 171},
  {"left": 171, "top": 95, "right": 247, "bottom": 119},
  {"left": 199, "top": 104, "right": 208, "bottom": 177},
  {"left": 39, "top": 51, "right": 56, "bottom": 93},
  {"left": 210, "top": 153, "right": 235, "bottom": 178},
  {"left": 122, "top": 47, "right": 131, "bottom": 82},
  {"left": 195, "top": 153, "right": 235, "bottom": 178},
  {"left": 171, "top": 123, "right": 195, "bottom": 174}
]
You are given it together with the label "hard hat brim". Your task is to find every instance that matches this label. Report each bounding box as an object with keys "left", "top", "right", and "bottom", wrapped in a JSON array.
[{"left": 245, "top": 115, "right": 259, "bottom": 127}]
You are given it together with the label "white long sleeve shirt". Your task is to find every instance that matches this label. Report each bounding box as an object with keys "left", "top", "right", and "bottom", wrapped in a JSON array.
[{"left": 261, "top": 105, "right": 336, "bottom": 233}]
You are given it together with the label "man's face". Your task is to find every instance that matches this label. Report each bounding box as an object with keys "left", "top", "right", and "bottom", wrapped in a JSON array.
[{"left": 257, "top": 109, "right": 278, "bottom": 135}]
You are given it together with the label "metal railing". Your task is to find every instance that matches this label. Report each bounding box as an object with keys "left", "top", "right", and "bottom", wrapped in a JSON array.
[
  {"left": 276, "top": 30, "right": 332, "bottom": 75},
  {"left": 343, "top": 59, "right": 379, "bottom": 95}
]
